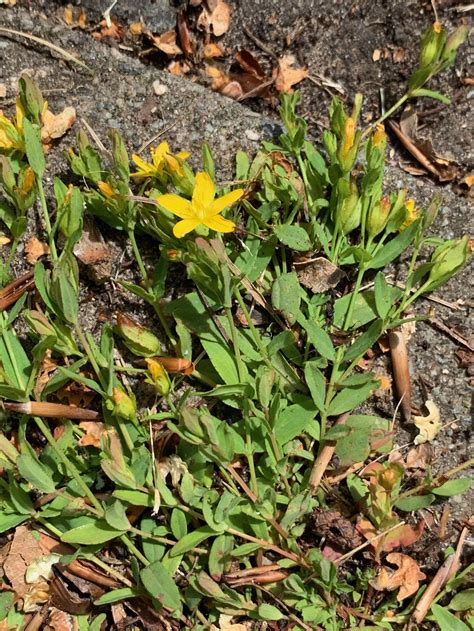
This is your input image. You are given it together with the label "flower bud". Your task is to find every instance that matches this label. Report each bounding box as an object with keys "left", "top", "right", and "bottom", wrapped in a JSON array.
[
  {"left": 419, "top": 22, "right": 446, "bottom": 68},
  {"left": 338, "top": 179, "right": 361, "bottom": 235},
  {"left": 399, "top": 199, "right": 418, "bottom": 232},
  {"left": 426, "top": 235, "right": 470, "bottom": 291},
  {"left": 0, "top": 155, "right": 16, "bottom": 192},
  {"left": 111, "top": 386, "right": 136, "bottom": 422},
  {"left": 145, "top": 358, "right": 171, "bottom": 395},
  {"left": 441, "top": 25, "right": 469, "bottom": 64},
  {"left": 115, "top": 313, "right": 162, "bottom": 357},
  {"left": 366, "top": 195, "right": 391, "bottom": 238},
  {"left": 97, "top": 180, "right": 115, "bottom": 199}
]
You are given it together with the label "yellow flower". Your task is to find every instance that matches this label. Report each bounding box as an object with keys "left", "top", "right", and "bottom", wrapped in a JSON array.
[
  {"left": 0, "top": 99, "right": 24, "bottom": 151},
  {"left": 399, "top": 199, "right": 418, "bottom": 231},
  {"left": 97, "top": 180, "right": 116, "bottom": 198},
  {"left": 156, "top": 171, "right": 244, "bottom": 238},
  {"left": 131, "top": 142, "right": 190, "bottom": 178},
  {"left": 341, "top": 117, "right": 356, "bottom": 157}
]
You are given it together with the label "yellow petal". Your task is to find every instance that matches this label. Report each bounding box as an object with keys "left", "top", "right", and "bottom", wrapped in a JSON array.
[
  {"left": 131, "top": 154, "right": 154, "bottom": 177},
  {"left": 152, "top": 142, "right": 169, "bottom": 168},
  {"left": 210, "top": 189, "right": 244, "bottom": 215},
  {"left": 204, "top": 215, "right": 236, "bottom": 233},
  {"left": 173, "top": 218, "right": 200, "bottom": 238},
  {"left": 177, "top": 151, "right": 190, "bottom": 160},
  {"left": 193, "top": 172, "right": 215, "bottom": 209},
  {"left": 157, "top": 194, "right": 193, "bottom": 219}
]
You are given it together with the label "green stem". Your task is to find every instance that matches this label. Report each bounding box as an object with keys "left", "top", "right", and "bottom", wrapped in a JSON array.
[
  {"left": 128, "top": 229, "right": 148, "bottom": 282},
  {"left": 34, "top": 416, "right": 104, "bottom": 514},
  {"left": 4, "top": 237, "right": 20, "bottom": 273},
  {"left": 74, "top": 325, "right": 107, "bottom": 392},
  {"left": 363, "top": 93, "right": 409, "bottom": 137},
  {"left": 37, "top": 178, "right": 58, "bottom": 261},
  {"left": 120, "top": 534, "right": 149, "bottom": 566}
]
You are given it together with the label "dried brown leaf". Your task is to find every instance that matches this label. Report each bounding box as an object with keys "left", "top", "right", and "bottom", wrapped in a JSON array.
[
  {"left": 197, "top": 0, "right": 232, "bottom": 37},
  {"left": 151, "top": 30, "right": 182, "bottom": 57},
  {"left": 295, "top": 256, "right": 345, "bottom": 294},
  {"left": 168, "top": 60, "right": 191, "bottom": 76},
  {"left": 73, "top": 218, "right": 111, "bottom": 283},
  {"left": 47, "top": 608, "right": 75, "bottom": 631},
  {"left": 413, "top": 400, "right": 441, "bottom": 444},
  {"left": 274, "top": 54, "right": 308, "bottom": 92},
  {"left": 78, "top": 421, "right": 105, "bottom": 448},
  {"left": 177, "top": 11, "right": 194, "bottom": 57},
  {"left": 203, "top": 42, "right": 225, "bottom": 59},
  {"left": 3, "top": 526, "right": 44, "bottom": 598},
  {"left": 92, "top": 18, "right": 124, "bottom": 41},
  {"left": 25, "top": 237, "right": 49, "bottom": 265},
  {"left": 41, "top": 107, "right": 76, "bottom": 144},
  {"left": 370, "top": 552, "right": 426, "bottom": 600}
]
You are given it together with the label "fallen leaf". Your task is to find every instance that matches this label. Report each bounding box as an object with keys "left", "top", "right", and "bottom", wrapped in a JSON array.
[
  {"left": 295, "top": 256, "right": 345, "bottom": 294},
  {"left": 370, "top": 552, "right": 426, "bottom": 600},
  {"left": 413, "top": 400, "right": 441, "bottom": 444},
  {"left": 168, "top": 60, "right": 191, "bottom": 76},
  {"left": 57, "top": 377, "right": 96, "bottom": 407},
  {"left": 3, "top": 526, "right": 45, "bottom": 599},
  {"left": 0, "top": 235, "right": 11, "bottom": 246},
  {"left": 78, "top": 421, "right": 105, "bottom": 448},
  {"left": 0, "top": 84, "right": 7, "bottom": 98},
  {"left": 41, "top": 106, "right": 76, "bottom": 144},
  {"left": 372, "top": 49, "right": 382, "bottom": 62},
  {"left": 357, "top": 518, "right": 425, "bottom": 557},
  {"left": 92, "top": 18, "right": 124, "bottom": 41},
  {"left": 216, "top": 614, "right": 252, "bottom": 631},
  {"left": 34, "top": 352, "right": 57, "bottom": 399},
  {"left": 177, "top": 10, "right": 194, "bottom": 57},
  {"left": 25, "top": 237, "right": 49, "bottom": 264},
  {"left": 203, "top": 42, "right": 225, "bottom": 58},
  {"left": 274, "top": 54, "right": 308, "bottom": 92},
  {"left": 389, "top": 112, "right": 459, "bottom": 182},
  {"left": 73, "top": 217, "right": 111, "bottom": 283},
  {"left": 405, "top": 443, "right": 431, "bottom": 469},
  {"left": 62, "top": 5, "right": 74, "bottom": 25},
  {"left": 392, "top": 47, "right": 407, "bottom": 63},
  {"left": 47, "top": 608, "right": 75, "bottom": 631},
  {"left": 197, "top": 0, "right": 232, "bottom": 37},
  {"left": 149, "top": 30, "right": 182, "bottom": 57}
]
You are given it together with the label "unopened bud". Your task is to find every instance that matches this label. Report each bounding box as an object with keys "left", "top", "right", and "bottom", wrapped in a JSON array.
[
  {"left": 145, "top": 358, "right": 171, "bottom": 395},
  {"left": 339, "top": 179, "right": 361, "bottom": 235},
  {"left": 419, "top": 22, "right": 445, "bottom": 67},
  {"left": 111, "top": 387, "right": 136, "bottom": 422},
  {"left": 426, "top": 235, "right": 470, "bottom": 290},
  {"left": 367, "top": 195, "right": 391, "bottom": 238},
  {"left": 441, "top": 25, "right": 469, "bottom": 64},
  {"left": 115, "top": 313, "right": 162, "bottom": 357},
  {"left": 97, "top": 181, "right": 115, "bottom": 199},
  {"left": 399, "top": 199, "right": 418, "bottom": 232}
]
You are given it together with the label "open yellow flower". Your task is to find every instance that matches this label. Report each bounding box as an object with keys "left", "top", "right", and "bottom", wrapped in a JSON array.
[
  {"left": 156, "top": 171, "right": 244, "bottom": 238},
  {"left": 131, "top": 142, "right": 190, "bottom": 178}
]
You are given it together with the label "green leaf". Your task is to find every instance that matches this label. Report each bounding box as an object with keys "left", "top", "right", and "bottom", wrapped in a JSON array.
[
  {"left": 257, "top": 603, "right": 284, "bottom": 621},
  {"left": 324, "top": 425, "right": 351, "bottom": 440},
  {"left": 274, "top": 397, "right": 318, "bottom": 444},
  {"left": 104, "top": 500, "right": 130, "bottom": 531},
  {"left": 300, "top": 317, "right": 335, "bottom": 360},
  {"left": 113, "top": 490, "right": 154, "bottom": 507},
  {"left": 17, "top": 453, "right": 56, "bottom": 493},
  {"left": 367, "top": 221, "right": 420, "bottom": 269},
  {"left": 411, "top": 88, "right": 451, "bottom": 104},
  {"left": 140, "top": 560, "right": 182, "bottom": 616},
  {"left": 208, "top": 534, "right": 233, "bottom": 581},
  {"left": 274, "top": 224, "right": 312, "bottom": 251},
  {"left": 22, "top": 119, "right": 45, "bottom": 177},
  {"left": 94, "top": 588, "right": 140, "bottom": 606},
  {"left": 170, "top": 508, "right": 187, "bottom": 540},
  {"left": 169, "top": 526, "right": 216, "bottom": 557},
  {"left": 374, "top": 272, "right": 392, "bottom": 319},
  {"left": 327, "top": 381, "right": 377, "bottom": 416},
  {"left": 271, "top": 272, "right": 301, "bottom": 325},
  {"left": 395, "top": 494, "right": 435, "bottom": 512},
  {"left": 449, "top": 589, "right": 474, "bottom": 612},
  {"left": 343, "top": 319, "right": 384, "bottom": 363},
  {"left": 432, "top": 478, "right": 471, "bottom": 497},
  {"left": 304, "top": 362, "right": 326, "bottom": 412},
  {"left": 0, "top": 512, "right": 28, "bottom": 534},
  {"left": 430, "top": 604, "right": 469, "bottom": 631},
  {"left": 202, "top": 143, "right": 215, "bottom": 179},
  {"left": 61, "top": 520, "right": 126, "bottom": 544},
  {"left": 335, "top": 415, "right": 391, "bottom": 466}
]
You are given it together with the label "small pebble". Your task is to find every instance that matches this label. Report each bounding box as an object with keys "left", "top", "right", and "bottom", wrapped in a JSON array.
[
  {"left": 245, "top": 129, "right": 260, "bottom": 141},
  {"left": 152, "top": 80, "right": 168, "bottom": 96}
]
